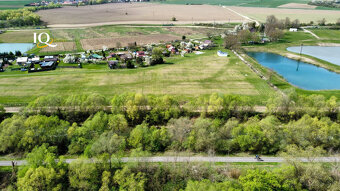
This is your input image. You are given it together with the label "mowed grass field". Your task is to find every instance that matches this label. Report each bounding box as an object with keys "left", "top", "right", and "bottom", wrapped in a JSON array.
[{"left": 0, "top": 50, "right": 276, "bottom": 105}]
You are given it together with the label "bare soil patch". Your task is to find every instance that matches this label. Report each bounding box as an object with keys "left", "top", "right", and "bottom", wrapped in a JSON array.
[
  {"left": 37, "top": 3, "right": 245, "bottom": 26},
  {"left": 40, "top": 42, "right": 76, "bottom": 52},
  {"left": 230, "top": 6, "right": 340, "bottom": 23},
  {"left": 278, "top": 3, "right": 316, "bottom": 9},
  {"left": 81, "top": 34, "right": 180, "bottom": 50}
]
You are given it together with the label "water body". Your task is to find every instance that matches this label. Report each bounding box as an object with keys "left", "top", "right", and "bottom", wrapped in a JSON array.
[
  {"left": 287, "top": 46, "right": 340, "bottom": 66},
  {"left": 247, "top": 52, "right": 340, "bottom": 90},
  {"left": 0, "top": 43, "right": 35, "bottom": 53}
]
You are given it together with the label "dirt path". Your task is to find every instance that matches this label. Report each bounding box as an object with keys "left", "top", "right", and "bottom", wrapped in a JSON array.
[
  {"left": 223, "top": 6, "right": 260, "bottom": 26},
  {"left": 302, "top": 27, "right": 320, "bottom": 39},
  {"left": 4, "top": 106, "right": 267, "bottom": 114}
]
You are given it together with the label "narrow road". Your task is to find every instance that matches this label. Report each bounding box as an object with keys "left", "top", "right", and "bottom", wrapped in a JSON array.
[
  {"left": 3, "top": 106, "right": 267, "bottom": 114},
  {"left": 1, "top": 156, "right": 339, "bottom": 166}
]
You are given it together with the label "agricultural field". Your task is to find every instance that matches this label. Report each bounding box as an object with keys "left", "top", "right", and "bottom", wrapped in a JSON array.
[
  {"left": 0, "top": 25, "right": 225, "bottom": 53},
  {"left": 0, "top": 50, "right": 276, "bottom": 105},
  {"left": 157, "top": 0, "right": 311, "bottom": 8},
  {"left": 36, "top": 3, "right": 246, "bottom": 27},
  {"left": 229, "top": 6, "right": 340, "bottom": 23}
]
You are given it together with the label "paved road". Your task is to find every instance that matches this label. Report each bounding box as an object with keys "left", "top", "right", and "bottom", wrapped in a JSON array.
[{"left": 1, "top": 156, "right": 339, "bottom": 166}]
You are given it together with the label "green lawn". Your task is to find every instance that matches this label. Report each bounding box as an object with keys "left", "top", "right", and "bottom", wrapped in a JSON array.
[
  {"left": 0, "top": 50, "right": 276, "bottom": 105},
  {"left": 310, "top": 29, "right": 340, "bottom": 40},
  {"left": 0, "top": 0, "right": 33, "bottom": 9}
]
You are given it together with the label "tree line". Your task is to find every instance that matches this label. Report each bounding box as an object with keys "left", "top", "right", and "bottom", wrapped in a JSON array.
[
  {"left": 0, "top": 92, "right": 339, "bottom": 156},
  {"left": 0, "top": 3, "right": 61, "bottom": 28},
  {"left": 3, "top": 143, "right": 340, "bottom": 190}
]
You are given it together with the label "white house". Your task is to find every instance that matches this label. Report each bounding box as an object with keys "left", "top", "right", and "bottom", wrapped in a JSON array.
[
  {"left": 16, "top": 57, "right": 28, "bottom": 65},
  {"left": 289, "top": 28, "right": 298, "bottom": 32}
]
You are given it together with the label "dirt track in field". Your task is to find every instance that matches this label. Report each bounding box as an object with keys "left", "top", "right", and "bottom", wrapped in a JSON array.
[{"left": 37, "top": 3, "right": 246, "bottom": 27}]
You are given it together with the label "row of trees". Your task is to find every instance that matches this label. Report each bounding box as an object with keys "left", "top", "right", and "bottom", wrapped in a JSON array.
[
  {"left": 24, "top": 92, "right": 339, "bottom": 123},
  {"left": 1, "top": 111, "right": 339, "bottom": 156},
  {"left": 5, "top": 144, "right": 340, "bottom": 190},
  {"left": 0, "top": 3, "right": 61, "bottom": 28},
  {"left": 309, "top": 0, "right": 340, "bottom": 8}
]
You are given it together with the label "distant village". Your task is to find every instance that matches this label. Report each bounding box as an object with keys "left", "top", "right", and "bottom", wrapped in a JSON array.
[
  {"left": 25, "top": 0, "right": 150, "bottom": 7},
  {"left": 0, "top": 38, "right": 224, "bottom": 73}
]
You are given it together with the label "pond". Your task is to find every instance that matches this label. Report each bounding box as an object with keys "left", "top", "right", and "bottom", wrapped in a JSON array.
[
  {"left": 247, "top": 52, "right": 340, "bottom": 90},
  {"left": 0, "top": 43, "right": 35, "bottom": 54},
  {"left": 287, "top": 46, "right": 340, "bottom": 66}
]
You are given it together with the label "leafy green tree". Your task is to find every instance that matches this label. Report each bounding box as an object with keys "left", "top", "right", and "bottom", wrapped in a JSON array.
[
  {"left": 113, "top": 166, "right": 146, "bottom": 191},
  {"left": 151, "top": 47, "right": 164, "bottom": 65},
  {"left": 17, "top": 166, "right": 63, "bottom": 191},
  {"left": 0, "top": 115, "right": 25, "bottom": 153},
  {"left": 68, "top": 111, "right": 109, "bottom": 154},
  {"left": 167, "top": 117, "right": 193, "bottom": 151},
  {"left": 148, "top": 95, "right": 181, "bottom": 124},
  {"left": 108, "top": 114, "right": 129, "bottom": 135},
  {"left": 17, "top": 144, "right": 68, "bottom": 191},
  {"left": 239, "top": 169, "right": 282, "bottom": 190},
  {"left": 69, "top": 158, "right": 100, "bottom": 191},
  {"left": 99, "top": 171, "right": 111, "bottom": 191},
  {"left": 186, "top": 118, "right": 218, "bottom": 152},
  {"left": 19, "top": 115, "right": 69, "bottom": 152},
  {"left": 184, "top": 179, "right": 242, "bottom": 191},
  {"left": 91, "top": 131, "right": 126, "bottom": 156}
]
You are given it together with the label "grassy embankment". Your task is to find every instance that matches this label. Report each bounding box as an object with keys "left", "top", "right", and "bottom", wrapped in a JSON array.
[{"left": 243, "top": 29, "right": 340, "bottom": 99}]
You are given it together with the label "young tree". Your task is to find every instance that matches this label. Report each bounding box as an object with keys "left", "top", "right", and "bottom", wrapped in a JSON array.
[
  {"left": 151, "top": 47, "right": 164, "bottom": 65},
  {"left": 69, "top": 158, "right": 100, "bottom": 191},
  {"left": 224, "top": 34, "right": 240, "bottom": 50},
  {"left": 113, "top": 166, "right": 146, "bottom": 191},
  {"left": 17, "top": 144, "right": 68, "bottom": 191},
  {"left": 318, "top": 18, "right": 327, "bottom": 26}
]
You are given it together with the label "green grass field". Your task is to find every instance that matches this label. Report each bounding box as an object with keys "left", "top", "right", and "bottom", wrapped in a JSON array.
[
  {"left": 0, "top": 50, "right": 276, "bottom": 105},
  {"left": 0, "top": 0, "right": 33, "bottom": 9},
  {"left": 158, "top": 0, "right": 310, "bottom": 8}
]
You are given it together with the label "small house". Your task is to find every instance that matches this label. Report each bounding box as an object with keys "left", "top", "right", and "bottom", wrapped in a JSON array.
[
  {"left": 89, "top": 54, "right": 103, "bottom": 59},
  {"left": 39, "top": 61, "right": 56, "bottom": 70},
  {"left": 136, "top": 51, "right": 145, "bottom": 58},
  {"left": 30, "top": 56, "right": 40, "bottom": 64},
  {"left": 44, "top": 56, "right": 58, "bottom": 62},
  {"left": 16, "top": 57, "right": 28, "bottom": 66}
]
